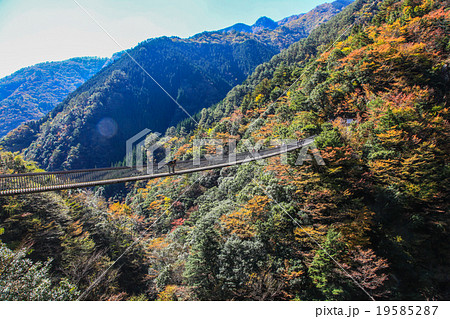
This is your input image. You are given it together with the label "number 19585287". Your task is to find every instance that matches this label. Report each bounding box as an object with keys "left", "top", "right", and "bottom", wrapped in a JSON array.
[{"left": 377, "top": 306, "right": 438, "bottom": 316}]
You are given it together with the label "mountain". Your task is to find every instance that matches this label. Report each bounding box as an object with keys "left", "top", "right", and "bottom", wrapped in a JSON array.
[
  {"left": 219, "top": 16, "right": 279, "bottom": 34},
  {"left": 1, "top": 0, "right": 353, "bottom": 171},
  {"left": 1, "top": 0, "right": 448, "bottom": 302},
  {"left": 0, "top": 57, "right": 108, "bottom": 137},
  {"left": 6, "top": 38, "right": 278, "bottom": 170},
  {"left": 220, "top": 0, "right": 353, "bottom": 35},
  {"left": 217, "top": 0, "right": 354, "bottom": 49}
]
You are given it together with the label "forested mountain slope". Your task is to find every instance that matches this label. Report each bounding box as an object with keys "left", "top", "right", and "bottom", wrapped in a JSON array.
[
  {"left": 1, "top": 0, "right": 448, "bottom": 301},
  {"left": 0, "top": 57, "right": 108, "bottom": 137},
  {"left": 0, "top": 0, "right": 352, "bottom": 171},
  {"left": 115, "top": 0, "right": 448, "bottom": 300},
  {"left": 9, "top": 39, "right": 277, "bottom": 170}
]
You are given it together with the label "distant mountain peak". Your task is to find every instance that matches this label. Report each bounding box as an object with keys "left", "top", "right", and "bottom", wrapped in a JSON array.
[
  {"left": 217, "top": 16, "right": 278, "bottom": 34},
  {"left": 216, "top": 0, "right": 353, "bottom": 35},
  {"left": 253, "top": 16, "right": 278, "bottom": 30}
]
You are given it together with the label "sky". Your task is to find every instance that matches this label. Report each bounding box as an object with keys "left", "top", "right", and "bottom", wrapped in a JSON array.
[{"left": 0, "top": 0, "right": 327, "bottom": 78}]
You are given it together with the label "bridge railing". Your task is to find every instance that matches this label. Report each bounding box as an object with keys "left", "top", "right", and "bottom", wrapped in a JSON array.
[{"left": 0, "top": 137, "right": 314, "bottom": 196}]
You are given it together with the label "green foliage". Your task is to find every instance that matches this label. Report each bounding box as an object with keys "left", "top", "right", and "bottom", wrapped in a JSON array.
[
  {"left": 183, "top": 213, "right": 223, "bottom": 300},
  {"left": 0, "top": 242, "right": 79, "bottom": 301},
  {"left": 218, "top": 236, "right": 266, "bottom": 295},
  {"left": 309, "top": 230, "right": 350, "bottom": 300},
  {"left": 315, "top": 123, "right": 344, "bottom": 148}
]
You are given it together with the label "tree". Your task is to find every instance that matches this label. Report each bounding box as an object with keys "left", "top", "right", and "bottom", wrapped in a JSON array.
[
  {"left": 309, "top": 230, "right": 350, "bottom": 300},
  {"left": 183, "top": 216, "right": 222, "bottom": 300},
  {"left": 217, "top": 236, "right": 266, "bottom": 298},
  {"left": 342, "top": 247, "right": 390, "bottom": 299},
  {"left": 0, "top": 239, "right": 79, "bottom": 301}
]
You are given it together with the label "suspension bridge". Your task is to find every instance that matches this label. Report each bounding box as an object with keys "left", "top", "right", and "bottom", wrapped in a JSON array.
[{"left": 0, "top": 136, "right": 316, "bottom": 196}]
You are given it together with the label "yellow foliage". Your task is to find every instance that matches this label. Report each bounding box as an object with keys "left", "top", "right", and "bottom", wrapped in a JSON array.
[
  {"left": 255, "top": 93, "right": 264, "bottom": 103},
  {"left": 108, "top": 202, "right": 132, "bottom": 217},
  {"left": 220, "top": 208, "right": 256, "bottom": 239},
  {"left": 294, "top": 225, "right": 327, "bottom": 247},
  {"left": 148, "top": 237, "right": 169, "bottom": 251},
  {"left": 245, "top": 195, "right": 271, "bottom": 220},
  {"left": 157, "top": 285, "right": 178, "bottom": 301},
  {"left": 377, "top": 128, "right": 404, "bottom": 146}
]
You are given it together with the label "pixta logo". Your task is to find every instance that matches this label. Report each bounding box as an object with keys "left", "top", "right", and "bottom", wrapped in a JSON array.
[
  {"left": 126, "top": 129, "right": 325, "bottom": 174},
  {"left": 126, "top": 129, "right": 172, "bottom": 174}
]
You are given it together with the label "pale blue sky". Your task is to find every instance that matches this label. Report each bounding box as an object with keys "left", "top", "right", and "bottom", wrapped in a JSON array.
[{"left": 0, "top": 0, "right": 327, "bottom": 78}]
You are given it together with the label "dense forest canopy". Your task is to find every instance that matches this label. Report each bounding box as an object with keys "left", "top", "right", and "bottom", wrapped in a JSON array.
[{"left": 0, "top": 0, "right": 449, "bottom": 301}]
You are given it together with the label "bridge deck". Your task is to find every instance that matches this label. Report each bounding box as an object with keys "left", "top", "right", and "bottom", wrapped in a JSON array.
[{"left": 0, "top": 137, "right": 314, "bottom": 196}]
